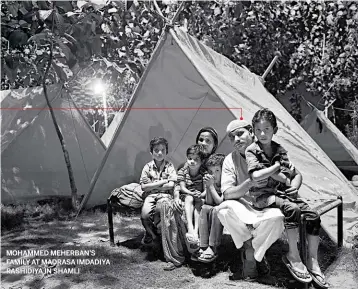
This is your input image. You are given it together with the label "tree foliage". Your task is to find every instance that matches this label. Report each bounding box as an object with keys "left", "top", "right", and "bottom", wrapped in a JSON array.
[
  {"left": 1, "top": 0, "right": 357, "bottom": 147},
  {"left": 1, "top": 0, "right": 165, "bottom": 93}
]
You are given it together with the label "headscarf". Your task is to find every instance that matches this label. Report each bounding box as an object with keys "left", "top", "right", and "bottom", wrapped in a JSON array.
[{"left": 196, "top": 127, "right": 219, "bottom": 155}]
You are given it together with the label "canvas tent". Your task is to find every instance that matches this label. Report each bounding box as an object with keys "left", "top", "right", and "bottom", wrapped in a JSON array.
[
  {"left": 301, "top": 107, "right": 358, "bottom": 173},
  {"left": 1, "top": 84, "right": 106, "bottom": 204},
  {"left": 79, "top": 27, "right": 358, "bottom": 245},
  {"left": 101, "top": 111, "right": 125, "bottom": 147}
]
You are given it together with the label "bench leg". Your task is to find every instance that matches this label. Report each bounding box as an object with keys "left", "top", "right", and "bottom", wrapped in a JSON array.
[
  {"left": 299, "top": 214, "right": 309, "bottom": 289},
  {"left": 107, "top": 198, "right": 115, "bottom": 247},
  {"left": 337, "top": 196, "right": 343, "bottom": 249}
]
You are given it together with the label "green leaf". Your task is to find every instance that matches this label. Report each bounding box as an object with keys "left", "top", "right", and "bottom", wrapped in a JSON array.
[
  {"left": 8, "top": 2, "right": 19, "bottom": 17},
  {"left": 91, "top": 21, "right": 96, "bottom": 35},
  {"left": 214, "top": 7, "right": 222, "bottom": 16},
  {"left": 9, "top": 30, "right": 28, "bottom": 47},
  {"left": 23, "top": 75, "right": 30, "bottom": 86},
  {"left": 54, "top": 12, "right": 65, "bottom": 36},
  {"left": 57, "top": 40, "right": 72, "bottom": 62},
  {"left": 19, "top": 20, "right": 30, "bottom": 29},
  {"left": 28, "top": 33, "right": 49, "bottom": 44},
  {"left": 38, "top": 10, "right": 53, "bottom": 21},
  {"left": 91, "top": 36, "right": 102, "bottom": 54},
  {"left": 4, "top": 63, "right": 15, "bottom": 82},
  {"left": 63, "top": 33, "right": 78, "bottom": 45},
  {"left": 19, "top": 7, "right": 29, "bottom": 15},
  {"left": 52, "top": 59, "right": 73, "bottom": 81},
  {"left": 55, "top": 1, "right": 73, "bottom": 13},
  {"left": 134, "top": 48, "right": 144, "bottom": 57}
]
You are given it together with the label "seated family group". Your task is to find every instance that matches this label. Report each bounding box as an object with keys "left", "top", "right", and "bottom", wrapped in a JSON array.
[{"left": 138, "top": 108, "right": 328, "bottom": 289}]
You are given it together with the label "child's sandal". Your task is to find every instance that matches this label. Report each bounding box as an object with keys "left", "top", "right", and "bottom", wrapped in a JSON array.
[{"left": 191, "top": 249, "right": 204, "bottom": 261}]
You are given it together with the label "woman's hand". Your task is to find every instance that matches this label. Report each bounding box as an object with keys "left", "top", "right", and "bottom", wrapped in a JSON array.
[
  {"left": 193, "top": 190, "right": 202, "bottom": 198},
  {"left": 285, "top": 186, "right": 298, "bottom": 199}
]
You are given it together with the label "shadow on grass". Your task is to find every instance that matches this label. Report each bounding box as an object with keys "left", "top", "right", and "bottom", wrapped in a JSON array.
[{"left": 117, "top": 233, "right": 143, "bottom": 249}]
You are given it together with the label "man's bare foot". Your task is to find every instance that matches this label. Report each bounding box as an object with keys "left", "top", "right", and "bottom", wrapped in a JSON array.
[{"left": 307, "top": 257, "right": 323, "bottom": 275}]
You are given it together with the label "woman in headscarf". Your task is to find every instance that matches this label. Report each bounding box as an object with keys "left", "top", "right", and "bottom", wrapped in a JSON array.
[{"left": 157, "top": 127, "right": 219, "bottom": 271}]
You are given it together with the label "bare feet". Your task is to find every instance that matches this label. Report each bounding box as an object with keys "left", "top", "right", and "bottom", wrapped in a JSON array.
[
  {"left": 307, "top": 256, "right": 323, "bottom": 275},
  {"left": 286, "top": 253, "right": 308, "bottom": 274}
]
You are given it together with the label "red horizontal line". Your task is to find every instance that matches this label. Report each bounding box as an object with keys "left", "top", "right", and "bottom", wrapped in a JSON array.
[{"left": 0, "top": 107, "right": 243, "bottom": 111}]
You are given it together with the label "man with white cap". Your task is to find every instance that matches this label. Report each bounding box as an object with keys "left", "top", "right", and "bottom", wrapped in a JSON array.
[{"left": 216, "top": 119, "right": 286, "bottom": 280}]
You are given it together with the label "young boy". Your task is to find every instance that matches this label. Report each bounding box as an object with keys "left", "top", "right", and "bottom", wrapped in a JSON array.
[
  {"left": 140, "top": 137, "right": 177, "bottom": 247},
  {"left": 177, "top": 144, "right": 206, "bottom": 247},
  {"left": 195, "top": 153, "right": 225, "bottom": 263},
  {"left": 245, "top": 108, "right": 325, "bottom": 286}
]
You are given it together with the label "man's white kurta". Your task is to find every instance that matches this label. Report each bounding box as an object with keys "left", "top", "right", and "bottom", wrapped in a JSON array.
[{"left": 217, "top": 151, "right": 285, "bottom": 262}]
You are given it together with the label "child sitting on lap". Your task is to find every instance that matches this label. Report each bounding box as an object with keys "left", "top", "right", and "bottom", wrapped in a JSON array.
[
  {"left": 140, "top": 137, "right": 177, "bottom": 247},
  {"left": 245, "top": 108, "right": 326, "bottom": 287},
  {"left": 194, "top": 153, "right": 225, "bottom": 263},
  {"left": 177, "top": 144, "right": 206, "bottom": 247}
]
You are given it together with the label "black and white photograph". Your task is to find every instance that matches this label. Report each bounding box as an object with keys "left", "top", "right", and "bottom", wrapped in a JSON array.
[{"left": 1, "top": 1, "right": 358, "bottom": 289}]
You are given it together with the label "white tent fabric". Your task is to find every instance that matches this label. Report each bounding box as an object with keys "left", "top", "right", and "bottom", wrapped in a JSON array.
[
  {"left": 80, "top": 27, "right": 358, "bottom": 246},
  {"left": 1, "top": 85, "right": 106, "bottom": 204},
  {"left": 301, "top": 108, "right": 358, "bottom": 173},
  {"left": 101, "top": 111, "right": 125, "bottom": 147}
]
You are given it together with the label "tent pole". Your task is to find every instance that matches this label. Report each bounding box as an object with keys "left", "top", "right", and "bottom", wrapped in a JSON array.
[
  {"left": 170, "top": 1, "right": 185, "bottom": 25},
  {"left": 153, "top": 0, "right": 166, "bottom": 20},
  {"left": 75, "top": 28, "right": 170, "bottom": 215}
]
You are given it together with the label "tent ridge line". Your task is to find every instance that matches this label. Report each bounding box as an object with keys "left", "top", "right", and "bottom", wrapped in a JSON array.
[
  {"left": 169, "top": 28, "right": 239, "bottom": 122},
  {"left": 76, "top": 28, "right": 170, "bottom": 213}
]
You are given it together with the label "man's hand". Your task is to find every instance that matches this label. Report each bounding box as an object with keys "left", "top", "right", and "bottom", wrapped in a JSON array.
[{"left": 285, "top": 186, "right": 298, "bottom": 199}]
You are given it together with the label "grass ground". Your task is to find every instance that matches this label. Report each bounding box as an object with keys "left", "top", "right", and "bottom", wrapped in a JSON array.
[{"left": 1, "top": 205, "right": 357, "bottom": 289}]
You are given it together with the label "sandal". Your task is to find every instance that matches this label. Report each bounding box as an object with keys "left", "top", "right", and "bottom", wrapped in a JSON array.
[
  {"left": 308, "top": 270, "right": 329, "bottom": 289},
  {"left": 198, "top": 251, "right": 218, "bottom": 263},
  {"left": 282, "top": 255, "right": 312, "bottom": 283},
  {"left": 191, "top": 249, "right": 204, "bottom": 261},
  {"left": 163, "top": 262, "right": 181, "bottom": 271},
  {"left": 185, "top": 233, "right": 199, "bottom": 253}
]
